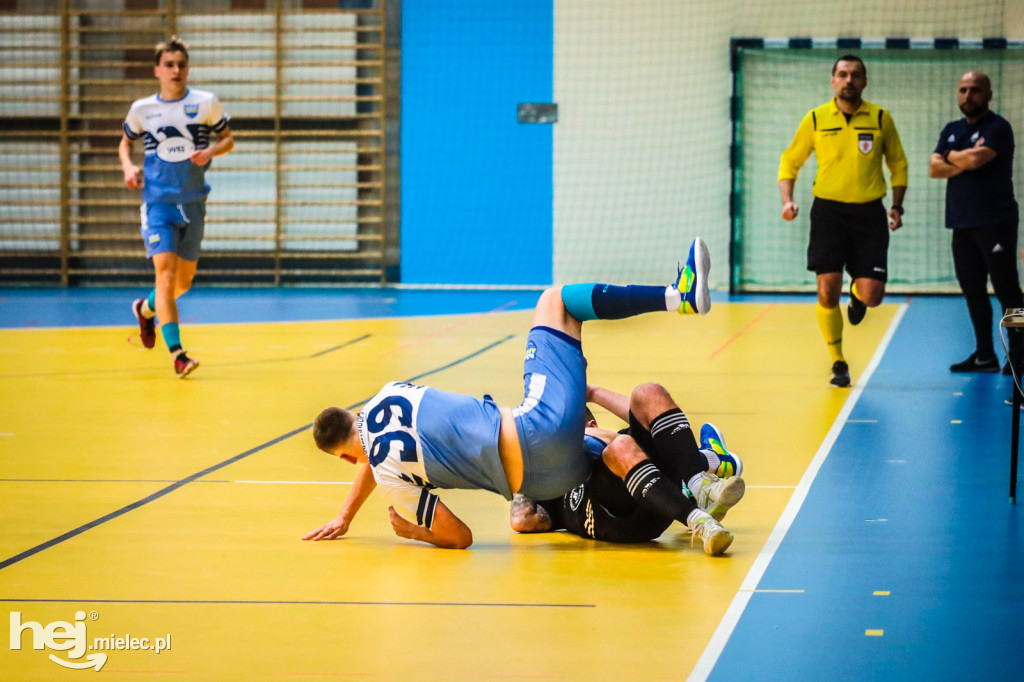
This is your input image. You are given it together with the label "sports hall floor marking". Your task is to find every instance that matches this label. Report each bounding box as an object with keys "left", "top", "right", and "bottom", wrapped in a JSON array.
[
  {"left": 0, "top": 335, "right": 516, "bottom": 572},
  {"left": 0, "top": 333, "right": 373, "bottom": 380},
  {"left": 379, "top": 300, "right": 519, "bottom": 358},
  {"left": 689, "top": 301, "right": 909, "bottom": 682},
  {"left": 708, "top": 304, "right": 776, "bottom": 360},
  {"left": 1, "top": 598, "right": 593, "bottom": 609}
]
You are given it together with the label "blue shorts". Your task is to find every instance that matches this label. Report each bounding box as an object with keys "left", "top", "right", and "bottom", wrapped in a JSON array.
[
  {"left": 140, "top": 201, "right": 206, "bottom": 261},
  {"left": 513, "top": 326, "right": 590, "bottom": 501}
]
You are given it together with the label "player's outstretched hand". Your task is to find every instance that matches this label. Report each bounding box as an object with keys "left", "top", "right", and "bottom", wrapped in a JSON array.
[{"left": 302, "top": 515, "right": 350, "bottom": 541}]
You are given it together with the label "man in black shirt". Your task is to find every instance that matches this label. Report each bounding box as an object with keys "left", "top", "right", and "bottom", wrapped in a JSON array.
[{"left": 930, "top": 71, "right": 1022, "bottom": 373}]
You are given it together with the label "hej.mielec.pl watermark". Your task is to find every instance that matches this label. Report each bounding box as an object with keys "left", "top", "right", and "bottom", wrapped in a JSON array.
[{"left": 9, "top": 610, "right": 171, "bottom": 672}]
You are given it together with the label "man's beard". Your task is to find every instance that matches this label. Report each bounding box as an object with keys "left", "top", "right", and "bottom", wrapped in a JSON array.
[
  {"left": 838, "top": 88, "right": 861, "bottom": 103},
  {"left": 959, "top": 101, "right": 987, "bottom": 117}
]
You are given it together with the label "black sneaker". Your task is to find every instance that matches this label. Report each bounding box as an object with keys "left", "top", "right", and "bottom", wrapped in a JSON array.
[
  {"left": 847, "top": 287, "right": 867, "bottom": 326},
  {"left": 950, "top": 352, "right": 999, "bottom": 373},
  {"left": 831, "top": 360, "right": 851, "bottom": 387}
]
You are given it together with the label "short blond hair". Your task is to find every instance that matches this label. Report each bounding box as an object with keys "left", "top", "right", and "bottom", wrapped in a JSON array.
[{"left": 154, "top": 36, "right": 189, "bottom": 65}]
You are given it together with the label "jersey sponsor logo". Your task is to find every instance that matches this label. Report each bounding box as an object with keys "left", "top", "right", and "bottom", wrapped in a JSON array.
[
  {"left": 183, "top": 103, "right": 199, "bottom": 119},
  {"left": 524, "top": 340, "right": 537, "bottom": 362},
  {"left": 568, "top": 484, "right": 585, "bottom": 511},
  {"left": 156, "top": 137, "right": 195, "bottom": 163},
  {"left": 970, "top": 131, "right": 980, "bottom": 143},
  {"left": 858, "top": 133, "right": 874, "bottom": 155},
  {"left": 948, "top": 133, "right": 956, "bottom": 144}
]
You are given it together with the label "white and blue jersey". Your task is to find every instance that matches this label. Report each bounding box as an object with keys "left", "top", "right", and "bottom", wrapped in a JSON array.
[
  {"left": 123, "top": 89, "right": 229, "bottom": 204},
  {"left": 358, "top": 381, "right": 510, "bottom": 528}
]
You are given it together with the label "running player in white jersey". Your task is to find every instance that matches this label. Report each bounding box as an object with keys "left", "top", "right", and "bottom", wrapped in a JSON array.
[
  {"left": 304, "top": 238, "right": 713, "bottom": 549},
  {"left": 119, "top": 36, "right": 234, "bottom": 378}
]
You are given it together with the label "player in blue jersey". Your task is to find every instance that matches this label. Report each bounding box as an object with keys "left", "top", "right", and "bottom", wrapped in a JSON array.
[
  {"left": 119, "top": 36, "right": 234, "bottom": 378},
  {"left": 304, "top": 239, "right": 713, "bottom": 549},
  {"left": 509, "top": 383, "right": 745, "bottom": 556}
]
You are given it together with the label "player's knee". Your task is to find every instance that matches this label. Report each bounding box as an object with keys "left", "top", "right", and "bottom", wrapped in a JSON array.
[
  {"left": 602, "top": 435, "right": 645, "bottom": 479},
  {"left": 630, "top": 383, "right": 673, "bottom": 424}
]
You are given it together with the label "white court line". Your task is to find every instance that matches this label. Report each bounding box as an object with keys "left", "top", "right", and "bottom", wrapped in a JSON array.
[
  {"left": 688, "top": 301, "right": 908, "bottom": 682},
  {"left": 235, "top": 480, "right": 352, "bottom": 485}
]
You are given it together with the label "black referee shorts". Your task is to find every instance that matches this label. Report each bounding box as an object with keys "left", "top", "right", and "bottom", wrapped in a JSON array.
[{"left": 808, "top": 197, "right": 889, "bottom": 281}]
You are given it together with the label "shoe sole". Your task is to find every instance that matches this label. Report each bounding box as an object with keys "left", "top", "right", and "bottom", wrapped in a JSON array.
[
  {"left": 950, "top": 366, "right": 1000, "bottom": 373},
  {"left": 708, "top": 477, "right": 745, "bottom": 521},
  {"left": 847, "top": 301, "right": 866, "bottom": 326},
  {"left": 132, "top": 299, "right": 156, "bottom": 350},
  {"left": 176, "top": 359, "right": 199, "bottom": 379},
  {"left": 691, "top": 238, "right": 711, "bottom": 315},
  {"left": 704, "top": 529, "right": 734, "bottom": 556}
]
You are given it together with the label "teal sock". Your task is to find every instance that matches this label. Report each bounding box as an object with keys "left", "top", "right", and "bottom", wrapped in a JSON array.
[
  {"left": 162, "top": 322, "right": 181, "bottom": 352},
  {"left": 561, "top": 283, "right": 668, "bottom": 322},
  {"left": 146, "top": 289, "right": 156, "bottom": 311}
]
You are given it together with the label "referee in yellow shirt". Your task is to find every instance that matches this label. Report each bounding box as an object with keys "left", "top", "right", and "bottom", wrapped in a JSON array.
[{"left": 779, "top": 55, "right": 908, "bottom": 387}]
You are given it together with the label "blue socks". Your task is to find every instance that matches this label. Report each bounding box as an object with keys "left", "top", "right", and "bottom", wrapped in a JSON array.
[
  {"left": 162, "top": 322, "right": 181, "bottom": 352},
  {"left": 561, "top": 283, "right": 669, "bottom": 321}
]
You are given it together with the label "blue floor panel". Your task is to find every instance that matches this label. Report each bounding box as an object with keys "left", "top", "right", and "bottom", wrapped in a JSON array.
[{"left": 710, "top": 296, "right": 1024, "bottom": 680}]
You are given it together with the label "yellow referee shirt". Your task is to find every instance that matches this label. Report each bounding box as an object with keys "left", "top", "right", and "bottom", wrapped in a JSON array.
[{"left": 778, "top": 98, "right": 908, "bottom": 203}]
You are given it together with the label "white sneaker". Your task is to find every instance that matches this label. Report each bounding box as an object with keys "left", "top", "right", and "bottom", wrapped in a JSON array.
[
  {"left": 689, "top": 512, "right": 733, "bottom": 556},
  {"left": 691, "top": 472, "right": 745, "bottom": 521}
]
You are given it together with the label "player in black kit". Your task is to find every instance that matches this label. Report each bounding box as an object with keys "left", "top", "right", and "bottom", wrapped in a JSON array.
[{"left": 510, "top": 382, "right": 745, "bottom": 556}]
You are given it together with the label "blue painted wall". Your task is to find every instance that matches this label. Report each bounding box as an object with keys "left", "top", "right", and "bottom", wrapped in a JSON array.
[{"left": 401, "top": 1, "right": 553, "bottom": 286}]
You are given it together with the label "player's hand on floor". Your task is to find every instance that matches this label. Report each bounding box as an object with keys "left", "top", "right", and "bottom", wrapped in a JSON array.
[{"left": 302, "top": 516, "right": 350, "bottom": 541}]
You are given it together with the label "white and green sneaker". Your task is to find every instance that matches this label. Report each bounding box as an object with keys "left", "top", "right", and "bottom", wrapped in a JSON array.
[
  {"left": 688, "top": 511, "right": 733, "bottom": 556},
  {"left": 691, "top": 472, "right": 746, "bottom": 522}
]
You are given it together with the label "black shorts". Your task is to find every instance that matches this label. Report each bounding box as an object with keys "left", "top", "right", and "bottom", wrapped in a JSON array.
[
  {"left": 535, "top": 418, "right": 675, "bottom": 544},
  {"left": 808, "top": 197, "right": 889, "bottom": 281},
  {"left": 539, "top": 481, "right": 674, "bottom": 543}
]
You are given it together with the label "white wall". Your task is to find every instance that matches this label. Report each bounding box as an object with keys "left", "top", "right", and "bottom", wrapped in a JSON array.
[{"left": 553, "top": 0, "right": 1018, "bottom": 287}]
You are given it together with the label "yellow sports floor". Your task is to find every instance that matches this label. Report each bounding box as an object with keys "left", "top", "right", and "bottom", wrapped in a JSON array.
[{"left": 0, "top": 301, "right": 897, "bottom": 680}]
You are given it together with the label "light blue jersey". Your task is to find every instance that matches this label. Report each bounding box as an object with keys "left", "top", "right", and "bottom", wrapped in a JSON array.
[
  {"left": 123, "top": 89, "right": 229, "bottom": 204},
  {"left": 358, "top": 381, "right": 510, "bottom": 528}
]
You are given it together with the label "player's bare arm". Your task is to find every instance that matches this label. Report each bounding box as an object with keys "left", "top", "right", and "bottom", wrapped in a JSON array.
[
  {"left": 190, "top": 124, "right": 235, "bottom": 166},
  {"left": 303, "top": 462, "right": 376, "bottom": 541},
  {"left": 118, "top": 135, "right": 142, "bottom": 189},
  {"left": 389, "top": 502, "right": 473, "bottom": 549},
  {"left": 586, "top": 384, "right": 630, "bottom": 421}
]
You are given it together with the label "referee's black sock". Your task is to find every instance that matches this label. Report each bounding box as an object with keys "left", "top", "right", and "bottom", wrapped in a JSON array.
[{"left": 622, "top": 460, "right": 696, "bottom": 525}]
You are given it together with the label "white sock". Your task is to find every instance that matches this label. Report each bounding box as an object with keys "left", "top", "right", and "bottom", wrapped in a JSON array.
[
  {"left": 664, "top": 286, "right": 681, "bottom": 311},
  {"left": 141, "top": 299, "right": 156, "bottom": 318},
  {"left": 687, "top": 472, "right": 706, "bottom": 498},
  {"left": 700, "top": 447, "right": 721, "bottom": 473}
]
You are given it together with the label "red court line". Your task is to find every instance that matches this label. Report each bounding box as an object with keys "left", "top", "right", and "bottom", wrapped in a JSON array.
[
  {"left": 708, "top": 304, "right": 776, "bottom": 360},
  {"left": 379, "top": 300, "right": 519, "bottom": 358}
]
